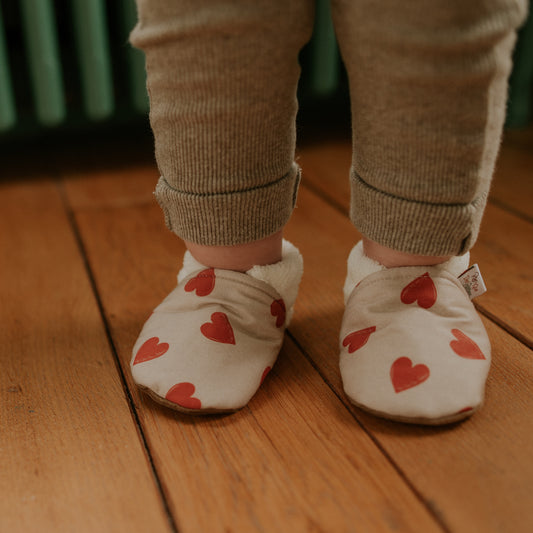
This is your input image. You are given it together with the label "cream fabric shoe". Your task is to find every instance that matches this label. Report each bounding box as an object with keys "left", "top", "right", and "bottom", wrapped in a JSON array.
[
  {"left": 131, "top": 240, "right": 303, "bottom": 414},
  {"left": 339, "top": 242, "right": 491, "bottom": 425}
]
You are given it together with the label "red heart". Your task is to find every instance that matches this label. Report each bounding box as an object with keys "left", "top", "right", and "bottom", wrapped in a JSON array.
[
  {"left": 450, "top": 329, "right": 486, "bottom": 360},
  {"left": 184, "top": 268, "right": 216, "bottom": 297},
  {"left": 201, "top": 312, "right": 235, "bottom": 344},
  {"left": 342, "top": 326, "right": 376, "bottom": 353},
  {"left": 133, "top": 337, "right": 169, "bottom": 365},
  {"left": 270, "top": 299, "right": 286, "bottom": 328},
  {"left": 390, "top": 357, "right": 430, "bottom": 393},
  {"left": 165, "top": 382, "right": 201, "bottom": 409},
  {"left": 400, "top": 272, "right": 437, "bottom": 309},
  {"left": 260, "top": 366, "right": 272, "bottom": 385}
]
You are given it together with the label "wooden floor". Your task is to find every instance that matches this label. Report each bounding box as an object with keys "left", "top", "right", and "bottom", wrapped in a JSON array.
[{"left": 1, "top": 124, "right": 533, "bottom": 533}]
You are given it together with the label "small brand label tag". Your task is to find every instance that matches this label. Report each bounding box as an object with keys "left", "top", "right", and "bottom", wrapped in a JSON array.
[{"left": 458, "top": 264, "right": 487, "bottom": 299}]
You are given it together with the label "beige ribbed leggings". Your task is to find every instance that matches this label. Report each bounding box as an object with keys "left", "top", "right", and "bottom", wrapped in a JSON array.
[{"left": 131, "top": 0, "right": 527, "bottom": 256}]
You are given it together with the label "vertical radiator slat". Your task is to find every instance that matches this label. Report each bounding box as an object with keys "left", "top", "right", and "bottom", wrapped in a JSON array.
[
  {"left": 309, "top": 0, "right": 340, "bottom": 97},
  {"left": 506, "top": 10, "right": 533, "bottom": 127},
  {"left": 20, "top": 0, "right": 65, "bottom": 126},
  {"left": 0, "top": 3, "right": 16, "bottom": 131},
  {"left": 72, "top": 0, "right": 114, "bottom": 120},
  {"left": 120, "top": 0, "right": 149, "bottom": 114}
]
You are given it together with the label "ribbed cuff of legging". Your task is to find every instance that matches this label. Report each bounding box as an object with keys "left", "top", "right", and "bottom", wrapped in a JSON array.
[
  {"left": 154, "top": 163, "right": 301, "bottom": 246},
  {"left": 350, "top": 171, "right": 488, "bottom": 257}
]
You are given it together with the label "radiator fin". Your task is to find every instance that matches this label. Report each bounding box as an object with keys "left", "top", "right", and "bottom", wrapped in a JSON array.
[
  {"left": 0, "top": 0, "right": 150, "bottom": 134},
  {"left": 20, "top": 0, "right": 66, "bottom": 126},
  {"left": 0, "top": 2, "right": 16, "bottom": 130},
  {"left": 72, "top": 0, "right": 114, "bottom": 120}
]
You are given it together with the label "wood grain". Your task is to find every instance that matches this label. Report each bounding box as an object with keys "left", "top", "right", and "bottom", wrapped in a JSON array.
[
  {"left": 491, "top": 142, "right": 533, "bottom": 221},
  {"left": 7, "top": 127, "right": 532, "bottom": 533},
  {"left": 286, "top": 185, "right": 533, "bottom": 533},
  {"left": 471, "top": 203, "right": 533, "bottom": 347},
  {"left": 66, "top": 191, "right": 443, "bottom": 533},
  {"left": 0, "top": 179, "right": 171, "bottom": 533},
  {"left": 62, "top": 163, "right": 159, "bottom": 209},
  {"left": 297, "top": 140, "right": 353, "bottom": 214}
]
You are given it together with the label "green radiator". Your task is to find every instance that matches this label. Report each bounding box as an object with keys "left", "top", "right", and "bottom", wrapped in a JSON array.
[
  {"left": 0, "top": 0, "right": 530, "bottom": 138},
  {"left": 0, "top": 0, "right": 148, "bottom": 135}
]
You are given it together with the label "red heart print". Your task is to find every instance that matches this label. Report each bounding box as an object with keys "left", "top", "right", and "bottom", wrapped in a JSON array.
[
  {"left": 184, "top": 268, "right": 216, "bottom": 297},
  {"left": 400, "top": 272, "right": 437, "bottom": 309},
  {"left": 165, "top": 382, "right": 201, "bottom": 409},
  {"left": 201, "top": 312, "right": 236, "bottom": 344},
  {"left": 342, "top": 326, "right": 376, "bottom": 353},
  {"left": 390, "top": 357, "right": 430, "bottom": 393},
  {"left": 271, "top": 299, "right": 286, "bottom": 328},
  {"left": 450, "top": 329, "right": 486, "bottom": 360},
  {"left": 260, "top": 366, "right": 272, "bottom": 385},
  {"left": 133, "top": 337, "right": 169, "bottom": 365}
]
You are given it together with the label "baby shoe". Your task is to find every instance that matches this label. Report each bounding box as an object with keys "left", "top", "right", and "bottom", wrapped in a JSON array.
[
  {"left": 131, "top": 240, "right": 303, "bottom": 414},
  {"left": 339, "top": 242, "right": 491, "bottom": 425}
]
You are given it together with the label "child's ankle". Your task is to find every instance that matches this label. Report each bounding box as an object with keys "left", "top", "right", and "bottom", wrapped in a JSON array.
[
  {"left": 184, "top": 231, "right": 283, "bottom": 272},
  {"left": 362, "top": 237, "right": 452, "bottom": 268}
]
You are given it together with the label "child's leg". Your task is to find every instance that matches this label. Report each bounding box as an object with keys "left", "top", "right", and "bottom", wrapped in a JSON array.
[
  {"left": 131, "top": 0, "right": 313, "bottom": 256},
  {"left": 331, "top": 0, "right": 527, "bottom": 258},
  {"left": 331, "top": 0, "right": 528, "bottom": 423},
  {"left": 129, "top": 0, "right": 314, "bottom": 413}
]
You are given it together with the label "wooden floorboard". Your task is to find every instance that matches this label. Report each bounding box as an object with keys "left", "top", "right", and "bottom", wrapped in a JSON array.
[
  {"left": 4, "top": 126, "right": 532, "bottom": 532},
  {"left": 286, "top": 185, "right": 533, "bottom": 533},
  {"left": 0, "top": 178, "right": 172, "bottom": 533},
  {"left": 491, "top": 140, "right": 533, "bottom": 222},
  {"left": 63, "top": 177, "right": 443, "bottom": 532}
]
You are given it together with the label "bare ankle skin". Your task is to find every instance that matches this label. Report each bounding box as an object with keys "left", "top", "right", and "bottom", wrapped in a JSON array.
[
  {"left": 362, "top": 237, "right": 453, "bottom": 268},
  {"left": 184, "top": 231, "right": 283, "bottom": 272}
]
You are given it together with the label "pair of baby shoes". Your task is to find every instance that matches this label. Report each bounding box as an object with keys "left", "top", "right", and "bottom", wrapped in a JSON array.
[{"left": 131, "top": 240, "right": 490, "bottom": 424}]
